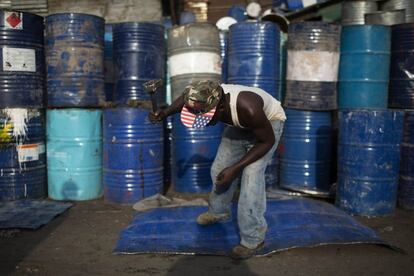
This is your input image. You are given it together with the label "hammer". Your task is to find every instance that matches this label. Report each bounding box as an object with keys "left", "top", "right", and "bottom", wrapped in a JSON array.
[{"left": 143, "top": 79, "right": 163, "bottom": 113}]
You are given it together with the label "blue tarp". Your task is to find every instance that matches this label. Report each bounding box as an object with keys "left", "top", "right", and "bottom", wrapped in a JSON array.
[
  {"left": 115, "top": 198, "right": 386, "bottom": 256},
  {"left": 0, "top": 200, "right": 72, "bottom": 229}
]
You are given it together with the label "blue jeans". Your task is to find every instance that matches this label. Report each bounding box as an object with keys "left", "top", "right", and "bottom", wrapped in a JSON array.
[{"left": 209, "top": 120, "right": 284, "bottom": 249}]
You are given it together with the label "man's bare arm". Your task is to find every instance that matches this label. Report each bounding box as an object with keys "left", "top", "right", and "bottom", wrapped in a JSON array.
[{"left": 149, "top": 94, "right": 185, "bottom": 122}]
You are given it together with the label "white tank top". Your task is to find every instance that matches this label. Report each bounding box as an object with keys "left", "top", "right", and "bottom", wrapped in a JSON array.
[{"left": 221, "top": 84, "right": 286, "bottom": 128}]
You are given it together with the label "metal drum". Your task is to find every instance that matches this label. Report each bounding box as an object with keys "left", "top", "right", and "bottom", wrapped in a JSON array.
[
  {"left": 0, "top": 11, "right": 45, "bottom": 108},
  {"left": 228, "top": 5, "right": 247, "bottom": 22},
  {"left": 171, "top": 114, "right": 224, "bottom": 193},
  {"left": 339, "top": 25, "right": 391, "bottom": 109},
  {"left": 168, "top": 23, "right": 221, "bottom": 101},
  {"left": 389, "top": 23, "right": 414, "bottom": 109},
  {"left": 279, "top": 109, "right": 333, "bottom": 197},
  {"left": 285, "top": 22, "right": 341, "bottom": 110},
  {"left": 0, "top": 109, "right": 46, "bottom": 200},
  {"left": 46, "top": 13, "right": 105, "bottom": 107},
  {"left": 103, "top": 108, "right": 164, "bottom": 204},
  {"left": 219, "top": 31, "right": 228, "bottom": 83},
  {"left": 104, "top": 24, "right": 114, "bottom": 102},
  {"left": 399, "top": 110, "right": 414, "bottom": 209},
  {"left": 341, "top": 1, "right": 378, "bottom": 25},
  {"left": 365, "top": 10, "right": 406, "bottom": 26},
  {"left": 113, "top": 22, "right": 165, "bottom": 105},
  {"left": 47, "top": 109, "right": 102, "bottom": 201},
  {"left": 381, "top": 0, "right": 414, "bottom": 23},
  {"left": 336, "top": 109, "right": 404, "bottom": 216},
  {"left": 228, "top": 22, "right": 281, "bottom": 100}
]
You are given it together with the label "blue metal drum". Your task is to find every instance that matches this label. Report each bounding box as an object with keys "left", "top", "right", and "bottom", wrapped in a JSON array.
[
  {"left": 228, "top": 22, "right": 281, "bottom": 100},
  {"left": 103, "top": 108, "right": 164, "bottom": 204},
  {"left": 399, "top": 110, "right": 414, "bottom": 209},
  {"left": 336, "top": 109, "right": 404, "bottom": 216},
  {"left": 113, "top": 22, "right": 165, "bottom": 105},
  {"left": 219, "top": 31, "right": 228, "bottom": 83},
  {"left": 285, "top": 22, "right": 341, "bottom": 110},
  {"left": 0, "top": 11, "right": 45, "bottom": 108},
  {"left": 104, "top": 24, "right": 114, "bottom": 102},
  {"left": 171, "top": 114, "right": 224, "bottom": 193},
  {"left": 47, "top": 109, "right": 103, "bottom": 201},
  {"left": 279, "top": 109, "right": 333, "bottom": 196},
  {"left": 46, "top": 13, "right": 105, "bottom": 107},
  {"left": 228, "top": 5, "right": 247, "bottom": 22},
  {"left": 389, "top": 23, "right": 414, "bottom": 109},
  {"left": 0, "top": 109, "right": 46, "bottom": 200},
  {"left": 339, "top": 25, "right": 391, "bottom": 109}
]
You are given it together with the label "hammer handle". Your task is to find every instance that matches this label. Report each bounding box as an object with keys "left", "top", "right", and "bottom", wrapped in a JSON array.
[{"left": 150, "top": 94, "right": 158, "bottom": 113}]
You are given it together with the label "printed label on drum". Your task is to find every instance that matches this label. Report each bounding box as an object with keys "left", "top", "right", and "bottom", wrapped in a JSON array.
[
  {"left": 17, "top": 143, "right": 43, "bottom": 163},
  {"left": 4, "top": 12, "right": 23, "bottom": 29},
  {"left": 2, "top": 48, "right": 36, "bottom": 72},
  {"left": 169, "top": 52, "right": 221, "bottom": 77},
  {"left": 287, "top": 50, "right": 339, "bottom": 82}
]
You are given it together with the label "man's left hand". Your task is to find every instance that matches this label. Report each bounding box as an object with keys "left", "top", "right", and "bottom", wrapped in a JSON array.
[{"left": 216, "top": 166, "right": 240, "bottom": 186}]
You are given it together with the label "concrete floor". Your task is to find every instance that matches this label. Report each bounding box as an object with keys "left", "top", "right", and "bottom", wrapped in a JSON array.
[{"left": 0, "top": 198, "right": 413, "bottom": 276}]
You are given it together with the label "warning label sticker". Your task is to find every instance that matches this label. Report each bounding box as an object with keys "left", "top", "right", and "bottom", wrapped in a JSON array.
[
  {"left": 2, "top": 48, "right": 36, "bottom": 72},
  {"left": 4, "top": 12, "right": 23, "bottom": 29},
  {"left": 17, "top": 143, "right": 44, "bottom": 163}
]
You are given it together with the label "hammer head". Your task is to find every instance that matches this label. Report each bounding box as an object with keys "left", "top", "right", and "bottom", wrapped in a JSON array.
[{"left": 143, "top": 79, "right": 163, "bottom": 95}]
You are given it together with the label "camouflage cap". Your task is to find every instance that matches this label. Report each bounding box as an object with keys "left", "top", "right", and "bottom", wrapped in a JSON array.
[{"left": 183, "top": 80, "right": 222, "bottom": 114}]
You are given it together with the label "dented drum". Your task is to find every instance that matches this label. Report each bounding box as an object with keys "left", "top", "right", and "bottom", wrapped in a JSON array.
[
  {"left": 113, "top": 22, "right": 165, "bottom": 105},
  {"left": 336, "top": 110, "right": 404, "bottom": 216},
  {"left": 103, "top": 108, "right": 164, "bottom": 204},
  {"left": 0, "top": 109, "right": 46, "bottom": 200},
  {"left": 285, "top": 22, "right": 341, "bottom": 110},
  {"left": 45, "top": 13, "right": 105, "bottom": 107}
]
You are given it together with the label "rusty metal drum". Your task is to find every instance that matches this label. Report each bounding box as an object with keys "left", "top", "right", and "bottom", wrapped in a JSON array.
[
  {"left": 45, "top": 13, "right": 105, "bottom": 107},
  {"left": 168, "top": 23, "right": 221, "bottom": 101},
  {"left": 285, "top": 22, "right": 341, "bottom": 111}
]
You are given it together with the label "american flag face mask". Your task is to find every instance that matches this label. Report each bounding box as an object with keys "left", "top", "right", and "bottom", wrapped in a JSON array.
[{"left": 180, "top": 106, "right": 217, "bottom": 128}]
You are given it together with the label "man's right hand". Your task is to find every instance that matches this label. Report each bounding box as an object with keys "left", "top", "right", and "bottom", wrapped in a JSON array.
[{"left": 149, "top": 110, "right": 166, "bottom": 123}]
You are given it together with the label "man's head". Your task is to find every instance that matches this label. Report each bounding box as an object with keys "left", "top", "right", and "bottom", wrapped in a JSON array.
[{"left": 181, "top": 80, "right": 223, "bottom": 128}]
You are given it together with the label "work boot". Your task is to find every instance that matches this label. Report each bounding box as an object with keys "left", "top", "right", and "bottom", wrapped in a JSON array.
[
  {"left": 196, "top": 212, "right": 230, "bottom": 225},
  {"left": 230, "top": 242, "right": 264, "bottom": 260}
]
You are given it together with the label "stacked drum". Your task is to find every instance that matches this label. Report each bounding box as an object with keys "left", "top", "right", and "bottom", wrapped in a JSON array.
[
  {"left": 389, "top": 23, "right": 414, "bottom": 210},
  {"left": 104, "top": 22, "right": 166, "bottom": 204},
  {"left": 45, "top": 13, "right": 105, "bottom": 201},
  {"left": 228, "top": 21, "right": 282, "bottom": 190},
  {"left": 280, "top": 22, "right": 339, "bottom": 197},
  {"left": 0, "top": 11, "right": 46, "bottom": 201},
  {"left": 168, "top": 23, "right": 224, "bottom": 193},
  {"left": 335, "top": 13, "right": 406, "bottom": 216}
]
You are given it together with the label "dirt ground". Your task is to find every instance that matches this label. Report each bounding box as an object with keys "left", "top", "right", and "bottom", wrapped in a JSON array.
[{"left": 0, "top": 198, "right": 413, "bottom": 276}]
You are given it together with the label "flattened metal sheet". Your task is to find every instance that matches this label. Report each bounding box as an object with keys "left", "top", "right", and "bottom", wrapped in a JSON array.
[
  {"left": 114, "top": 198, "right": 385, "bottom": 256},
  {"left": 0, "top": 200, "right": 72, "bottom": 229}
]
